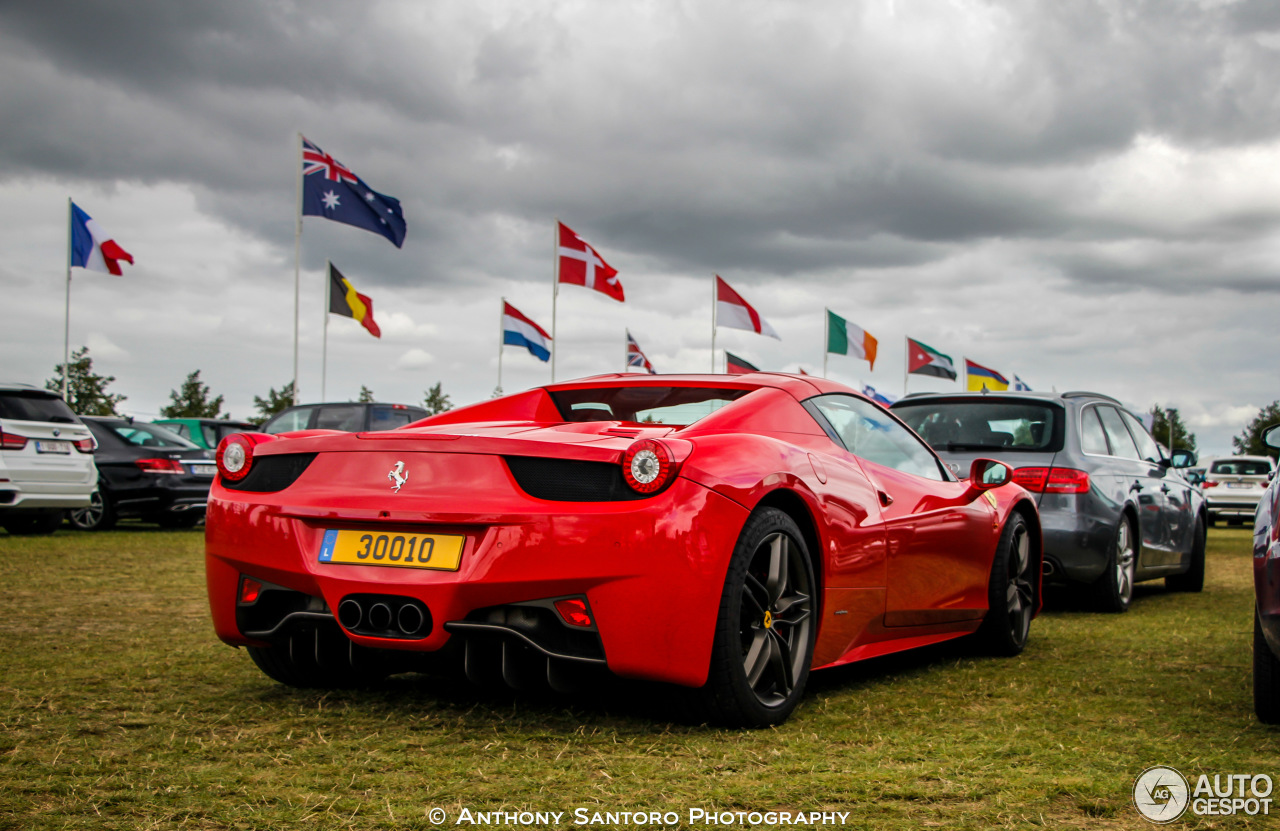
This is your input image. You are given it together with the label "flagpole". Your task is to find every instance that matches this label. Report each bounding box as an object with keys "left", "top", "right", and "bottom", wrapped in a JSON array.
[
  {"left": 292, "top": 131, "right": 304, "bottom": 405},
  {"left": 903, "top": 337, "right": 909, "bottom": 398},
  {"left": 497, "top": 296, "right": 504, "bottom": 395},
  {"left": 623, "top": 330, "right": 628, "bottom": 373},
  {"left": 63, "top": 197, "right": 72, "bottom": 402},
  {"left": 321, "top": 259, "right": 330, "bottom": 401},
  {"left": 962, "top": 357, "right": 968, "bottom": 392},
  {"left": 823, "top": 308, "right": 829, "bottom": 379},
  {"left": 710, "top": 276, "right": 717, "bottom": 373},
  {"left": 551, "top": 219, "right": 559, "bottom": 383}
]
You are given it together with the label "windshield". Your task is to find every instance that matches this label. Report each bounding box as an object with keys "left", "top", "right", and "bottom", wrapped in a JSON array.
[
  {"left": 549, "top": 387, "right": 749, "bottom": 425},
  {"left": 0, "top": 390, "right": 79, "bottom": 424},
  {"left": 893, "top": 400, "right": 1063, "bottom": 452}
]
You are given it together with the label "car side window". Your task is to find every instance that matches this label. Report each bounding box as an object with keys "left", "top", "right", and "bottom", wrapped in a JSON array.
[
  {"left": 315, "top": 405, "right": 363, "bottom": 431},
  {"left": 201, "top": 425, "right": 219, "bottom": 447},
  {"left": 169, "top": 423, "right": 189, "bottom": 439},
  {"left": 1096, "top": 406, "right": 1140, "bottom": 460},
  {"left": 809, "top": 395, "right": 945, "bottom": 481},
  {"left": 1119, "top": 409, "right": 1163, "bottom": 464},
  {"left": 264, "top": 407, "right": 314, "bottom": 435},
  {"left": 1080, "top": 406, "right": 1110, "bottom": 455}
]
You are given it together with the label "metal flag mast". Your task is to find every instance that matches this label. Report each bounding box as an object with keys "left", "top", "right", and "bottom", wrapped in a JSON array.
[
  {"left": 62, "top": 198, "right": 72, "bottom": 401},
  {"left": 710, "top": 276, "right": 717, "bottom": 373},
  {"left": 321, "top": 259, "right": 330, "bottom": 401},
  {"left": 497, "top": 296, "right": 505, "bottom": 395},
  {"left": 823, "top": 307, "right": 829, "bottom": 379},
  {"left": 292, "top": 132, "right": 304, "bottom": 405},
  {"left": 551, "top": 219, "right": 560, "bottom": 383},
  {"left": 903, "top": 336, "right": 909, "bottom": 397}
]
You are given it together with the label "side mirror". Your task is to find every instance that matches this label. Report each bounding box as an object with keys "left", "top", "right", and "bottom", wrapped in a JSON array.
[
  {"left": 1169, "top": 449, "right": 1197, "bottom": 468},
  {"left": 1264, "top": 424, "right": 1280, "bottom": 451},
  {"left": 969, "top": 458, "right": 1012, "bottom": 490}
]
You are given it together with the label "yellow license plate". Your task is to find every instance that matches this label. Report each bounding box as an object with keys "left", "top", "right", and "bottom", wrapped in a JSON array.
[{"left": 318, "top": 529, "right": 463, "bottom": 571}]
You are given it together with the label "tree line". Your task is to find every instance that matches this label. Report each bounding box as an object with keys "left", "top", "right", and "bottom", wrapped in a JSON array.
[
  {"left": 42, "top": 346, "right": 1280, "bottom": 458},
  {"left": 47, "top": 346, "right": 453, "bottom": 424}
]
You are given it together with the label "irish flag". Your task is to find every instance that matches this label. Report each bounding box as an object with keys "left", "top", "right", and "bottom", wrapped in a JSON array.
[
  {"left": 907, "top": 337, "right": 956, "bottom": 380},
  {"left": 826, "top": 310, "right": 877, "bottom": 370}
]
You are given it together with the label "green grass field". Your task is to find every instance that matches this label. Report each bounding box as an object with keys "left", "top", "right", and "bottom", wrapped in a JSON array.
[{"left": 0, "top": 525, "right": 1275, "bottom": 830}]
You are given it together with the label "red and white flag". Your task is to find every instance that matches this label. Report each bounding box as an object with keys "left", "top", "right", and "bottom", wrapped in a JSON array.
[
  {"left": 715, "top": 276, "right": 779, "bottom": 339},
  {"left": 558, "top": 221, "right": 623, "bottom": 302}
]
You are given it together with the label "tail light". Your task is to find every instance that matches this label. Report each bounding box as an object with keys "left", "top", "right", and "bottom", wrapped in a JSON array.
[
  {"left": 554, "top": 597, "right": 594, "bottom": 628},
  {"left": 1014, "top": 466, "right": 1090, "bottom": 494},
  {"left": 0, "top": 430, "right": 27, "bottom": 450},
  {"left": 216, "top": 432, "right": 274, "bottom": 482},
  {"left": 1201, "top": 481, "right": 1219, "bottom": 488},
  {"left": 135, "top": 458, "right": 185, "bottom": 474},
  {"left": 621, "top": 439, "right": 680, "bottom": 494},
  {"left": 73, "top": 436, "right": 96, "bottom": 453}
]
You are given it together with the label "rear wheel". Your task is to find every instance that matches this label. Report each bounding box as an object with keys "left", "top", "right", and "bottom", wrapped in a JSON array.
[
  {"left": 1165, "top": 517, "right": 1206, "bottom": 593},
  {"left": 2, "top": 509, "right": 62, "bottom": 536},
  {"left": 975, "top": 513, "right": 1034, "bottom": 655},
  {"left": 68, "top": 489, "right": 116, "bottom": 531},
  {"left": 1255, "top": 610, "right": 1280, "bottom": 725},
  {"left": 1090, "top": 517, "right": 1135, "bottom": 613},
  {"left": 698, "top": 508, "right": 816, "bottom": 728}
]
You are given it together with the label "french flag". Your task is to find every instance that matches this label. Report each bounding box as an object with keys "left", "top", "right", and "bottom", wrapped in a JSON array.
[
  {"left": 502, "top": 301, "right": 552, "bottom": 362},
  {"left": 70, "top": 202, "right": 133, "bottom": 275}
]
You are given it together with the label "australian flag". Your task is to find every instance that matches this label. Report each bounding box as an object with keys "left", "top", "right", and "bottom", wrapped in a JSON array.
[{"left": 301, "top": 136, "right": 406, "bottom": 248}]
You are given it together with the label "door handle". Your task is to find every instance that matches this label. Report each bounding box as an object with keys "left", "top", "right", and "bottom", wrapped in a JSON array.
[{"left": 878, "top": 490, "right": 893, "bottom": 507}]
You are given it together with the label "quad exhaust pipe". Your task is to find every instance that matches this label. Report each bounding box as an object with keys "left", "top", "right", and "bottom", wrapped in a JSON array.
[{"left": 337, "top": 595, "right": 430, "bottom": 639}]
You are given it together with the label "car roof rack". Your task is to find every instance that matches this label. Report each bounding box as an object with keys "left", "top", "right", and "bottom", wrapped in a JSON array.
[{"left": 1060, "top": 391, "right": 1122, "bottom": 404}]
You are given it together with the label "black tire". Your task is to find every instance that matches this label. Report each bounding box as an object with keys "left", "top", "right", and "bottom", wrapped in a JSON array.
[
  {"left": 1089, "top": 516, "right": 1136, "bottom": 613},
  {"left": 1255, "top": 609, "right": 1280, "bottom": 725},
  {"left": 1228, "top": 517, "right": 1246, "bottom": 527},
  {"left": 698, "top": 508, "right": 817, "bottom": 728},
  {"left": 975, "top": 512, "right": 1035, "bottom": 656},
  {"left": 1165, "top": 517, "right": 1206, "bottom": 593},
  {"left": 2, "top": 509, "right": 62, "bottom": 536},
  {"left": 246, "top": 629, "right": 371, "bottom": 689},
  {"left": 68, "top": 489, "right": 116, "bottom": 531},
  {"left": 1207, "top": 514, "right": 1217, "bottom": 528}
]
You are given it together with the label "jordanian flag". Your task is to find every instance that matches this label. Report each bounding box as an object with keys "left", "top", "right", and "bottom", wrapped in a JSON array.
[
  {"left": 328, "top": 263, "right": 381, "bottom": 337},
  {"left": 907, "top": 337, "right": 956, "bottom": 380}
]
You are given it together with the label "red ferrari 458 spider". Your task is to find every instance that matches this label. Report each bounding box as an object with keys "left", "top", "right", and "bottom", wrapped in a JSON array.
[{"left": 206, "top": 373, "right": 1041, "bottom": 726}]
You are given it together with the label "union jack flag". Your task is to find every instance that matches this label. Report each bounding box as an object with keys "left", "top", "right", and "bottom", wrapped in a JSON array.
[
  {"left": 299, "top": 135, "right": 406, "bottom": 248},
  {"left": 626, "top": 330, "right": 655, "bottom": 374},
  {"left": 302, "top": 138, "right": 358, "bottom": 183}
]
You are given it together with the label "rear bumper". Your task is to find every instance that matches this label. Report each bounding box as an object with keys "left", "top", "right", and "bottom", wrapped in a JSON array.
[
  {"left": 112, "top": 481, "right": 211, "bottom": 517},
  {"left": 0, "top": 481, "right": 95, "bottom": 510},
  {"left": 205, "top": 475, "right": 748, "bottom": 688},
  {"left": 1036, "top": 494, "right": 1114, "bottom": 585}
]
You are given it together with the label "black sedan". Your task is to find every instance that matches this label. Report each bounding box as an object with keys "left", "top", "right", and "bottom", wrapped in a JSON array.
[{"left": 69, "top": 418, "right": 215, "bottom": 530}]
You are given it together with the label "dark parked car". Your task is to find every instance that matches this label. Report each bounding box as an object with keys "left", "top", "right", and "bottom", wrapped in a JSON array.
[
  {"left": 1252, "top": 424, "right": 1280, "bottom": 723},
  {"left": 152, "top": 418, "right": 256, "bottom": 450},
  {"left": 260, "top": 402, "right": 428, "bottom": 435},
  {"left": 893, "top": 391, "right": 1205, "bottom": 612},
  {"left": 69, "top": 417, "right": 215, "bottom": 530}
]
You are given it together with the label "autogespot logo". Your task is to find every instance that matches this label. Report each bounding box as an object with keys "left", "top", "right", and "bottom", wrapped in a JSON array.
[{"left": 1133, "top": 766, "right": 1190, "bottom": 823}]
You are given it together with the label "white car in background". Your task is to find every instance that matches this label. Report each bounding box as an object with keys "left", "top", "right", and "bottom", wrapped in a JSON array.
[
  {"left": 1204, "top": 455, "right": 1276, "bottom": 526},
  {"left": 0, "top": 383, "right": 97, "bottom": 535}
]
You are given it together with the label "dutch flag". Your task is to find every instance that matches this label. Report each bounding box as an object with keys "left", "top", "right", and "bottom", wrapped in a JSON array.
[{"left": 502, "top": 301, "right": 552, "bottom": 362}]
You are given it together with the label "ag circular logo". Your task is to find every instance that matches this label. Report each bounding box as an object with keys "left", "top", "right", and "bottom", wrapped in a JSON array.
[{"left": 1134, "top": 766, "right": 1191, "bottom": 823}]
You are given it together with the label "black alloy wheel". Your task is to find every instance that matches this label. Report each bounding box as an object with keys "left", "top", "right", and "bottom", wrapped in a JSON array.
[
  {"left": 1090, "top": 517, "right": 1135, "bottom": 613},
  {"left": 68, "top": 489, "right": 116, "bottom": 532},
  {"left": 700, "top": 508, "right": 816, "bottom": 728},
  {"left": 976, "top": 512, "right": 1035, "bottom": 655}
]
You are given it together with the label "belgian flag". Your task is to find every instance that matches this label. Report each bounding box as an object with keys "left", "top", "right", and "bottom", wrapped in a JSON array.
[{"left": 328, "top": 263, "right": 381, "bottom": 338}]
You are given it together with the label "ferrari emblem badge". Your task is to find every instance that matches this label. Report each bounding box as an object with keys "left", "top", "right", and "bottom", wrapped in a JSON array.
[
  {"left": 763, "top": 610, "right": 773, "bottom": 630},
  {"left": 387, "top": 461, "right": 408, "bottom": 493}
]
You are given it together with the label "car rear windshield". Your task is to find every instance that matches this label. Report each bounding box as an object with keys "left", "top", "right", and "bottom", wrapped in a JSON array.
[
  {"left": 893, "top": 400, "right": 1064, "bottom": 452},
  {"left": 0, "top": 390, "right": 79, "bottom": 423},
  {"left": 369, "top": 405, "right": 426, "bottom": 431},
  {"left": 1210, "top": 459, "right": 1272, "bottom": 476},
  {"left": 549, "top": 387, "right": 749, "bottom": 425}
]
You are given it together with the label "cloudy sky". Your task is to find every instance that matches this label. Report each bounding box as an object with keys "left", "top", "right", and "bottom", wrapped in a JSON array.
[{"left": 3, "top": 0, "right": 1279, "bottom": 454}]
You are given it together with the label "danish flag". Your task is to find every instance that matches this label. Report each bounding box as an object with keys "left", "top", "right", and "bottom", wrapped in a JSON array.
[{"left": 557, "top": 221, "right": 624, "bottom": 302}]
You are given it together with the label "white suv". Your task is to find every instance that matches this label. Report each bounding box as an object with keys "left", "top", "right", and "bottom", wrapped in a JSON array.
[
  {"left": 0, "top": 383, "right": 98, "bottom": 534},
  {"left": 1204, "top": 455, "right": 1275, "bottom": 526}
]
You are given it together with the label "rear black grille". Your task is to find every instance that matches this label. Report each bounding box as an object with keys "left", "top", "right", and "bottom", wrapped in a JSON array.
[
  {"left": 222, "top": 453, "right": 317, "bottom": 493},
  {"left": 504, "top": 456, "right": 647, "bottom": 502}
]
